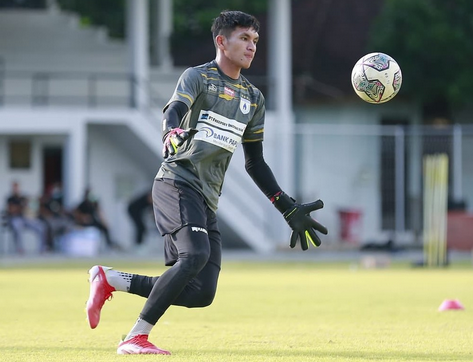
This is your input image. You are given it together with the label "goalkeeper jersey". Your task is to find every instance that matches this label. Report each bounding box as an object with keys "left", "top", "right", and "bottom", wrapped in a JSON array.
[{"left": 156, "top": 60, "right": 265, "bottom": 212}]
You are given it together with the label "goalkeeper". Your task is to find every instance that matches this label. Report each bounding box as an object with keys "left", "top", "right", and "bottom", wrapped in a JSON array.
[{"left": 86, "top": 10, "right": 327, "bottom": 355}]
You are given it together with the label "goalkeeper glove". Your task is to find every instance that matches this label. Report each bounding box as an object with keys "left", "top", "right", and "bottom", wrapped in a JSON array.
[
  {"left": 162, "top": 128, "right": 197, "bottom": 159},
  {"left": 272, "top": 191, "right": 328, "bottom": 250}
]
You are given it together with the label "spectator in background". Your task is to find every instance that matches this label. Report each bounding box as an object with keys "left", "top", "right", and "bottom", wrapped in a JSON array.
[
  {"left": 127, "top": 191, "right": 153, "bottom": 246},
  {"left": 73, "top": 187, "right": 121, "bottom": 250},
  {"left": 5, "top": 181, "right": 47, "bottom": 254},
  {"left": 38, "top": 182, "right": 73, "bottom": 251}
]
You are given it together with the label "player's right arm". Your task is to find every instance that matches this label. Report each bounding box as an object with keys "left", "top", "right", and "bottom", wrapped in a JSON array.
[
  {"left": 161, "top": 67, "right": 203, "bottom": 159},
  {"left": 161, "top": 101, "right": 195, "bottom": 159}
]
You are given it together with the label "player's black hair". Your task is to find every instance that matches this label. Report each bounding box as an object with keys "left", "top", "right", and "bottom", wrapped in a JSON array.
[{"left": 211, "top": 10, "right": 260, "bottom": 40}]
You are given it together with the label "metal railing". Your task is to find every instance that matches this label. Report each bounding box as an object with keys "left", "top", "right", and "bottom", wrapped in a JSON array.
[
  {"left": 294, "top": 123, "right": 473, "bottom": 245},
  {"left": 0, "top": 69, "right": 271, "bottom": 109},
  {"left": 0, "top": 70, "right": 173, "bottom": 108}
]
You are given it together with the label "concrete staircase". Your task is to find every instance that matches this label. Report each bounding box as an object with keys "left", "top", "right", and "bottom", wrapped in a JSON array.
[{"left": 0, "top": 8, "right": 126, "bottom": 72}]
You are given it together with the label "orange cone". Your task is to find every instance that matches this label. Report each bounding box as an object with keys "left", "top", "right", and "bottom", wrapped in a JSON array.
[{"left": 438, "top": 299, "right": 465, "bottom": 311}]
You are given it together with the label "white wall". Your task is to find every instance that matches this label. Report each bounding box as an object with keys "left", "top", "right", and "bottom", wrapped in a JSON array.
[
  {"left": 87, "top": 127, "right": 159, "bottom": 249},
  {"left": 294, "top": 101, "right": 421, "bottom": 244}
]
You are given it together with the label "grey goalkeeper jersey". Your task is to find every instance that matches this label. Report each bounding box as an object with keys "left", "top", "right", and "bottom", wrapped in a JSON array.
[{"left": 156, "top": 60, "right": 266, "bottom": 212}]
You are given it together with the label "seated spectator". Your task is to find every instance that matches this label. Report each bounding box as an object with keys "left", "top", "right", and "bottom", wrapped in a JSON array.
[
  {"left": 73, "top": 187, "right": 121, "bottom": 250},
  {"left": 38, "top": 182, "right": 73, "bottom": 252},
  {"left": 4, "top": 181, "right": 47, "bottom": 254}
]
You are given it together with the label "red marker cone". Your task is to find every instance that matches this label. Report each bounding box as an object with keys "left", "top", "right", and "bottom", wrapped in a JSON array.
[{"left": 438, "top": 299, "right": 465, "bottom": 311}]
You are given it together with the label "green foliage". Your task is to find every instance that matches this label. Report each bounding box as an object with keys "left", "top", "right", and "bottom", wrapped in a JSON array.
[
  {"left": 57, "top": 0, "right": 126, "bottom": 38},
  {"left": 369, "top": 0, "right": 473, "bottom": 107},
  {"left": 56, "top": 0, "right": 267, "bottom": 40},
  {"left": 173, "top": 0, "right": 267, "bottom": 37}
]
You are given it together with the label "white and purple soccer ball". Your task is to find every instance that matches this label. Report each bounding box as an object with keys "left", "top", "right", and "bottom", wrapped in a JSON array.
[{"left": 351, "top": 52, "right": 402, "bottom": 104}]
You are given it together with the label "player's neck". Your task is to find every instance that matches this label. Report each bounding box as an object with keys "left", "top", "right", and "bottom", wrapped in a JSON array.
[{"left": 215, "top": 56, "right": 241, "bottom": 80}]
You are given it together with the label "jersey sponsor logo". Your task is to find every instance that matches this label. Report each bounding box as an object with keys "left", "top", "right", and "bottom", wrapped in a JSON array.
[
  {"left": 191, "top": 226, "right": 208, "bottom": 234},
  {"left": 194, "top": 110, "right": 247, "bottom": 153},
  {"left": 208, "top": 84, "right": 218, "bottom": 92},
  {"left": 240, "top": 98, "right": 251, "bottom": 114},
  {"left": 199, "top": 126, "right": 214, "bottom": 137}
]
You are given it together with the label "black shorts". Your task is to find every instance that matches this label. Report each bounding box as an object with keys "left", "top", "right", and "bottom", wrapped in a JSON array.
[{"left": 152, "top": 178, "right": 221, "bottom": 266}]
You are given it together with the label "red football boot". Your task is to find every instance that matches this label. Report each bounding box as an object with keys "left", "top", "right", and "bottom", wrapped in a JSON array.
[{"left": 86, "top": 265, "right": 115, "bottom": 329}]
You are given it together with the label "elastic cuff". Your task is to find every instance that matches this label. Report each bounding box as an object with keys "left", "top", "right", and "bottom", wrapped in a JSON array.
[
  {"left": 272, "top": 192, "right": 295, "bottom": 214},
  {"left": 270, "top": 191, "right": 283, "bottom": 203}
]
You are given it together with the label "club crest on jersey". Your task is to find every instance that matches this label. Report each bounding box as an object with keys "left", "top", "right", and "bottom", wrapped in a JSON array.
[
  {"left": 208, "top": 84, "right": 217, "bottom": 92},
  {"left": 240, "top": 98, "right": 251, "bottom": 114}
]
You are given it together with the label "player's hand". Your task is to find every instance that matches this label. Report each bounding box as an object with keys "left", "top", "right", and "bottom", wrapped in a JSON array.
[
  {"left": 162, "top": 128, "right": 197, "bottom": 159},
  {"left": 272, "top": 192, "right": 328, "bottom": 250}
]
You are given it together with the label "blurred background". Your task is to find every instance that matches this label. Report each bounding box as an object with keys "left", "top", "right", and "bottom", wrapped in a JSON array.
[{"left": 0, "top": 0, "right": 472, "bottom": 260}]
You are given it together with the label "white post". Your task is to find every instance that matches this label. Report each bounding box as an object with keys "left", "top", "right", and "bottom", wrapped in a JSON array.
[
  {"left": 268, "top": 0, "right": 294, "bottom": 195},
  {"left": 63, "top": 120, "right": 87, "bottom": 209},
  {"left": 395, "top": 126, "right": 405, "bottom": 236},
  {"left": 266, "top": 0, "right": 294, "bottom": 246},
  {"left": 127, "top": 0, "right": 150, "bottom": 110},
  {"left": 154, "top": 0, "right": 173, "bottom": 70},
  {"left": 452, "top": 124, "right": 463, "bottom": 203}
]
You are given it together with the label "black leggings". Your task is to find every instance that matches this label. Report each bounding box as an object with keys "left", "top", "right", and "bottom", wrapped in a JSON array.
[{"left": 129, "top": 225, "right": 221, "bottom": 325}]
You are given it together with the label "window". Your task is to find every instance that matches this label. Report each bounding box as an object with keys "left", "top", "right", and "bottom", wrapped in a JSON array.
[{"left": 9, "top": 140, "right": 31, "bottom": 169}]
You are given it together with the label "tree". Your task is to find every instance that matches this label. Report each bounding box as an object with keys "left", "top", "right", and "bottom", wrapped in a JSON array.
[
  {"left": 56, "top": 0, "right": 268, "bottom": 67},
  {"left": 56, "top": 0, "right": 267, "bottom": 40},
  {"left": 369, "top": 0, "right": 473, "bottom": 120},
  {"left": 57, "top": 0, "right": 126, "bottom": 38}
]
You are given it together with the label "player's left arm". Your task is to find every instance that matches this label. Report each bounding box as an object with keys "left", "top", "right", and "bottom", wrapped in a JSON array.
[{"left": 242, "top": 141, "right": 328, "bottom": 250}]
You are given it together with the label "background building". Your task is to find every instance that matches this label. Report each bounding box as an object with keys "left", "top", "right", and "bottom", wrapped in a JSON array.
[{"left": 1, "top": 0, "right": 472, "bottom": 254}]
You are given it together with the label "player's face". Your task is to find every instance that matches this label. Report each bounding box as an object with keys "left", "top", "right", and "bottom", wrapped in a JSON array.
[{"left": 222, "top": 27, "right": 259, "bottom": 69}]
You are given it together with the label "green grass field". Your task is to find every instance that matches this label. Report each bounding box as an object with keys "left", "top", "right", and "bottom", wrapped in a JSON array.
[{"left": 1, "top": 258, "right": 472, "bottom": 362}]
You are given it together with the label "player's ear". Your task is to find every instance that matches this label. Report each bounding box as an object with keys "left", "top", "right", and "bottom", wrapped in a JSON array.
[{"left": 216, "top": 35, "right": 226, "bottom": 49}]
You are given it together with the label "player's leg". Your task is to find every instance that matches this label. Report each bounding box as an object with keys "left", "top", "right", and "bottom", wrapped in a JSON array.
[
  {"left": 136, "top": 224, "right": 212, "bottom": 321},
  {"left": 117, "top": 178, "right": 214, "bottom": 355},
  {"left": 87, "top": 231, "right": 218, "bottom": 354},
  {"left": 93, "top": 222, "right": 220, "bottom": 304},
  {"left": 116, "top": 227, "right": 210, "bottom": 355},
  {"left": 87, "top": 178, "right": 210, "bottom": 354},
  {"left": 117, "top": 201, "right": 221, "bottom": 355},
  {"left": 172, "top": 209, "right": 222, "bottom": 307}
]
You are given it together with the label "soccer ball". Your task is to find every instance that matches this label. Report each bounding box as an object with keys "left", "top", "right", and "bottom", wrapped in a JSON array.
[{"left": 351, "top": 52, "right": 402, "bottom": 104}]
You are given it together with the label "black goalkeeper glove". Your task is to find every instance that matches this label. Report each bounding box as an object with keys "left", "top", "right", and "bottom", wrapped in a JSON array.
[
  {"left": 272, "top": 192, "right": 328, "bottom": 250},
  {"left": 162, "top": 128, "right": 198, "bottom": 159}
]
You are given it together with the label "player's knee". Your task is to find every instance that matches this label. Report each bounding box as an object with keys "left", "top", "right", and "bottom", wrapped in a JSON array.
[{"left": 179, "top": 248, "right": 210, "bottom": 275}]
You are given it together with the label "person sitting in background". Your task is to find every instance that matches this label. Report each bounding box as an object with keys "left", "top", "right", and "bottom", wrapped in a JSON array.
[
  {"left": 5, "top": 181, "right": 47, "bottom": 254},
  {"left": 38, "top": 182, "right": 73, "bottom": 252},
  {"left": 127, "top": 191, "right": 153, "bottom": 247},
  {"left": 73, "top": 187, "right": 121, "bottom": 250}
]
